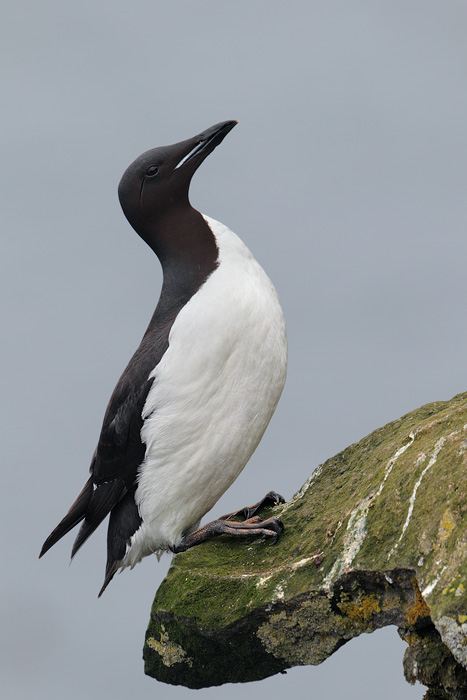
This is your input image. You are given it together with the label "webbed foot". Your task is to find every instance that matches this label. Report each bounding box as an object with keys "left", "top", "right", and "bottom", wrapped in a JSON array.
[
  {"left": 220, "top": 490, "right": 285, "bottom": 521},
  {"left": 171, "top": 514, "right": 284, "bottom": 553}
]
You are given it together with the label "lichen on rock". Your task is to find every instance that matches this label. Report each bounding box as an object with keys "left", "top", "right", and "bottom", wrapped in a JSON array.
[
  {"left": 144, "top": 392, "right": 467, "bottom": 697},
  {"left": 146, "top": 625, "right": 193, "bottom": 668}
]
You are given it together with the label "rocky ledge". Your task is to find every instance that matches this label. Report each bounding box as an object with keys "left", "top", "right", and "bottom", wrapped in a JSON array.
[{"left": 144, "top": 392, "right": 467, "bottom": 699}]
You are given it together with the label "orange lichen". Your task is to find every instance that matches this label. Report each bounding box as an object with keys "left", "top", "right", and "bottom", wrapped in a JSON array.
[
  {"left": 405, "top": 580, "right": 431, "bottom": 626},
  {"left": 339, "top": 594, "right": 381, "bottom": 624}
]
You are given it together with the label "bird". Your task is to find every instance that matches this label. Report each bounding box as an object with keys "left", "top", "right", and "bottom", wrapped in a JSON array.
[{"left": 40, "top": 120, "right": 288, "bottom": 596}]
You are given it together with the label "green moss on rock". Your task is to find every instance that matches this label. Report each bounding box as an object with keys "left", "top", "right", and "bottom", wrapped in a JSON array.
[{"left": 145, "top": 392, "right": 467, "bottom": 696}]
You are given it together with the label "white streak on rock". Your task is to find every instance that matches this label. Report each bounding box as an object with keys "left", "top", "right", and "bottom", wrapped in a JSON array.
[
  {"left": 291, "top": 557, "right": 314, "bottom": 571},
  {"left": 322, "top": 495, "right": 372, "bottom": 591},
  {"left": 322, "top": 433, "right": 415, "bottom": 591},
  {"left": 282, "top": 465, "right": 324, "bottom": 512},
  {"left": 388, "top": 437, "right": 446, "bottom": 560},
  {"left": 375, "top": 432, "right": 415, "bottom": 498},
  {"left": 422, "top": 567, "right": 447, "bottom": 598}
]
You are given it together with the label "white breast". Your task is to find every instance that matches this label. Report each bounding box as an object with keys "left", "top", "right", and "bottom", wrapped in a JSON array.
[{"left": 123, "top": 216, "right": 287, "bottom": 567}]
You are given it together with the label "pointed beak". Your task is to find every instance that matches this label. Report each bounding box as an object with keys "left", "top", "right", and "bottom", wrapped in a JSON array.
[{"left": 174, "top": 120, "right": 238, "bottom": 170}]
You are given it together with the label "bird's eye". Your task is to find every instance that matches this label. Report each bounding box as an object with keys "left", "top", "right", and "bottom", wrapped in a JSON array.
[{"left": 146, "top": 165, "right": 159, "bottom": 177}]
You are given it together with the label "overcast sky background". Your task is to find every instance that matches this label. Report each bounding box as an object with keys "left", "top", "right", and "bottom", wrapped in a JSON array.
[{"left": 2, "top": 1, "right": 467, "bottom": 698}]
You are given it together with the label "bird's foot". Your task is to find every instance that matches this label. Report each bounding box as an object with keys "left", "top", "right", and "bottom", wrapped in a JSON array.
[
  {"left": 171, "top": 515, "right": 284, "bottom": 553},
  {"left": 220, "top": 490, "right": 285, "bottom": 521}
]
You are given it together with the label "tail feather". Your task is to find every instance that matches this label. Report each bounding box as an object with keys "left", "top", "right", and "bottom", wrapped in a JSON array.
[
  {"left": 98, "top": 562, "right": 119, "bottom": 598},
  {"left": 97, "top": 489, "right": 142, "bottom": 597},
  {"left": 70, "top": 480, "right": 126, "bottom": 559},
  {"left": 39, "top": 477, "right": 94, "bottom": 558}
]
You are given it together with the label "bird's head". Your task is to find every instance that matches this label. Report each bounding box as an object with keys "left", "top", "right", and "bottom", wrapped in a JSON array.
[{"left": 118, "top": 121, "right": 237, "bottom": 240}]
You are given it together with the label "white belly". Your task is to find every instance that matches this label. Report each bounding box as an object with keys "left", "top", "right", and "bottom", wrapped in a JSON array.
[{"left": 122, "top": 216, "right": 287, "bottom": 567}]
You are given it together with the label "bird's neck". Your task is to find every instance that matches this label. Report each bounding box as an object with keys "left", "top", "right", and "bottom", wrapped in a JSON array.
[{"left": 142, "top": 206, "right": 219, "bottom": 329}]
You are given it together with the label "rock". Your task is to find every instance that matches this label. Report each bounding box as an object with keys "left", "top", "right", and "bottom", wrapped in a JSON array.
[{"left": 144, "top": 392, "right": 467, "bottom": 697}]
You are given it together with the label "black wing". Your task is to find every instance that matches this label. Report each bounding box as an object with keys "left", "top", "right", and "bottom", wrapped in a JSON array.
[
  {"left": 39, "top": 322, "right": 172, "bottom": 560},
  {"left": 39, "top": 367, "right": 153, "bottom": 559}
]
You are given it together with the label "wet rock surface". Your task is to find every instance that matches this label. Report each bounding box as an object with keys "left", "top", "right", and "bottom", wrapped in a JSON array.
[{"left": 144, "top": 392, "right": 467, "bottom": 696}]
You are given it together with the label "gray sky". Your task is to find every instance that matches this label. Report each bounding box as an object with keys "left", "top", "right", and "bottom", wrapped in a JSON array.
[{"left": 3, "top": 1, "right": 467, "bottom": 698}]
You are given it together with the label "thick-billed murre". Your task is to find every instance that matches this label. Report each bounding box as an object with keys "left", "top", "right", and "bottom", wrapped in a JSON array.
[{"left": 40, "top": 121, "right": 288, "bottom": 595}]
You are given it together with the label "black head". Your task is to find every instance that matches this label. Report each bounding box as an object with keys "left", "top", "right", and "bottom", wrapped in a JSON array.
[{"left": 118, "top": 121, "right": 237, "bottom": 251}]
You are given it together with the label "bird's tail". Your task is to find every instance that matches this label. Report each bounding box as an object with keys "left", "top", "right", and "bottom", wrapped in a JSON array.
[
  {"left": 70, "top": 480, "right": 125, "bottom": 559},
  {"left": 40, "top": 477, "right": 127, "bottom": 563},
  {"left": 39, "top": 476, "right": 94, "bottom": 558}
]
